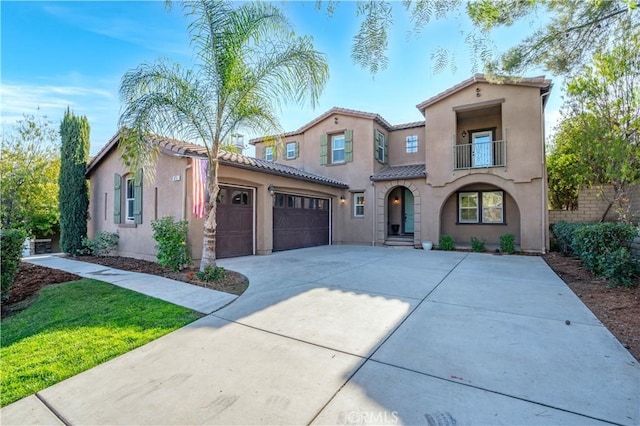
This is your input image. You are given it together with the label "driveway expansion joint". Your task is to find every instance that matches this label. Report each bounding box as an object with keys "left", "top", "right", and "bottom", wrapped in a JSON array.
[{"left": 35, "top": 393, "right": 70, "bottom": 426}]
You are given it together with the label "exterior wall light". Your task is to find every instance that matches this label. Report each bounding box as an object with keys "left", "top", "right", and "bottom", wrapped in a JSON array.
[
  {"left": 340, "top": 195, "right": 346, "bottom": 204},
  {"left": 268, "top": 184, "right": 275, "bottom": 196},
  {"left": 393, "top": 196, "right": 400, "bottom": 204},
  {"left": 461, "top": 130, "right": 467, "bottom": 138}
]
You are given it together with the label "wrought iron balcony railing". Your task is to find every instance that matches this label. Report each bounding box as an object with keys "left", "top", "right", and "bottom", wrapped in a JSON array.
[{"left": 453, "top": 140, "right": 506, "bottom": 170}]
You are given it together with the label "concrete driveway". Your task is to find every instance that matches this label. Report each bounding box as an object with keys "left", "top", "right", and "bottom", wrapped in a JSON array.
[{"left": 4, "top": 246, "right": 639, "bottom": 425}]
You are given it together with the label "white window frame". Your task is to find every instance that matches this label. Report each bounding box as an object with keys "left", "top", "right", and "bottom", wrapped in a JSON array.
[
  {"left": 406, "top": 135, "right": 418, "bottom": 153},
  {"left": 265, "top": 146, "right": 274, "bottom": 161},
  {"left": 125, "top": 177, "right": 135, "bottom": 221},
  {"left": 354, "top": 193, "right": 365, "bottom": 217},
  {"left": 482, "top": 191, "right": 504, "bottom": 223},
  {"left": 458, "top": 191, "right": 504, "bottom": 224},
  {"left": 332, "top": 134, "right": 345, "bottom": 163},
  {"left": 286, "top": 142, "right": 296, "bottom": 159}
]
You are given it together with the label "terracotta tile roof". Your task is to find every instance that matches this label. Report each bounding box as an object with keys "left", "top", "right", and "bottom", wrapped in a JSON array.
[
  {"left": 392, "top": 121, "right": 425, "bottom": 131},
  {"left": 249, "top": 106, "right": 398, "bottom": 144},
  {"left": 370, "top": 164, "right": 426, "bottom": 182},
  {"left": 87, "top": 131, "right": 348, "bottom": 188},
  {"left": 416, "top": 73, "right": 552, "bottom": 111}
]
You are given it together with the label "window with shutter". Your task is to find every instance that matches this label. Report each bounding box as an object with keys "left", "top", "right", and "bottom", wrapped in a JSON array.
[
  {"left": 344, "top": 129, "right": 353, "bottom": 163},
  {"left": 133, "top": 168, "right": 143, "bottom": 224},
  {"left": 374, "top": 130, "right": 386, "bottom": 164},
  {"left": 320, "top": 134, "right": 328, "bottom": 165}
]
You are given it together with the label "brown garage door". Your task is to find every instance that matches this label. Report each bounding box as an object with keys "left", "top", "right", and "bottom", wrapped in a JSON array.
[
  {"left": 273, "top": 193, "right": 329, "bottom": 252},
  {"left": 216, "top": 186, "right": 253, "bottom": 258}
]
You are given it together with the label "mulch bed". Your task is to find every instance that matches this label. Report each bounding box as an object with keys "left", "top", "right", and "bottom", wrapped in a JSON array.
[
  {"left": 543, "top": 252, "right": 640, "bottom": 361},
  {"left": 2, "top": 253, "right": 638, "bottom": 363}
]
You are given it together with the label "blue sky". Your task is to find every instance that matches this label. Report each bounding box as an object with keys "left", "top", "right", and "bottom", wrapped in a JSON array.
[{"left": 1, "top": 1, "right": 562, "bottom": 156}]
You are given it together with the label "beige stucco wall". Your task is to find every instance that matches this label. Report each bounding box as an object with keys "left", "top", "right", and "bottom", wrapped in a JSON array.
[
  {"left": 89, "top": 146, "right": 346, "bottom": 264},
  {"left": 255, "top": 113, "right": 382, "bottom": 246},
  {"left": 88, "top": 148, "right": 188, "bottom": 261},
  {"left": 419, "top": 82, "right": 547, "bottom": 252},
  {"left": 387, "top": 126, "right": 425, "bottom": 166}
]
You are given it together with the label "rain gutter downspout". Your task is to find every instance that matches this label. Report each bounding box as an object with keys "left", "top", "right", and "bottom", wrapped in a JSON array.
[{"left": 540, "top": 90, "right": 550, "bottom": 254}]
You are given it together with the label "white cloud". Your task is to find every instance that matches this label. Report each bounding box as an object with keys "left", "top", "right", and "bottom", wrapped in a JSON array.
[{"left": 1, "top": 81, "right": 121, "bottom": 154}]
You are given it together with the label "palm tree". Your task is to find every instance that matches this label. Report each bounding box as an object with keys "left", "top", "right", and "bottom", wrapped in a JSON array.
[{"left": 118, "top": 1, "right": 329, "bottom": 270}]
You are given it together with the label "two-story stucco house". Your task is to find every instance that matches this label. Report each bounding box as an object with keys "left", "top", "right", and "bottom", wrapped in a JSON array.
[{"left": 87, "top": 74, "right": 552, "bottom": 263}]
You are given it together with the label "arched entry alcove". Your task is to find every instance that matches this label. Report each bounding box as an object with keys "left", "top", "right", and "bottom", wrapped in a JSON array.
[
  {"left": 439, "top": 183, "right": 521, "bottom": 248},
  {"left": 374, "top": 180, "right": 421, "bottom": 246},
  {"left": 387, "top": 186, "right": 415, "bottom": 238}
]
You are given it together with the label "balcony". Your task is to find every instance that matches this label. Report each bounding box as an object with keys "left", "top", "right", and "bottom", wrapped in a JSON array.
[{"left": 453, "top": 139, "right": 506, "bottom": 170}]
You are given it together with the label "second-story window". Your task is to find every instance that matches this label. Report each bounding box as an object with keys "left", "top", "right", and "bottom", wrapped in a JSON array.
[
  {"left": 332, "top": 134, "right": 345, "bottom": 163},
  {"left": 286, "top": 142, "right": 297, "bottom": 159},
  {"left": 320, "top": 130, "right": 352, "bottom": 165},
  {"left": 265, "top": 146, "right": 274, "bottom": 161},
  {"left": 374, "top": 130, "right": 387, "bottom": 164},
  {"left": 406, "top": 135, "right": 418, "bottom": 153}
]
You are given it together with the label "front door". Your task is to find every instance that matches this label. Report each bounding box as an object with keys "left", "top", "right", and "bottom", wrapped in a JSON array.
[
  {"left": 403, "top": 188, "right": 414, "bottom": 233},
  {"left": 472, "top": 130, "right": 493, "bottom": 167}
]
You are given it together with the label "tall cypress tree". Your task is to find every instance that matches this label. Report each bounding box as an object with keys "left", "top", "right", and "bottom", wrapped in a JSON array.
[{"left": 58, "top": 108, "right": 90, "bottom": 255}]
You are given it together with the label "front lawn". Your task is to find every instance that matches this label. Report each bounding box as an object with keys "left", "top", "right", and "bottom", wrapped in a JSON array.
[{"left": 0, "top": 279, "right": 202, "bottom": 407}]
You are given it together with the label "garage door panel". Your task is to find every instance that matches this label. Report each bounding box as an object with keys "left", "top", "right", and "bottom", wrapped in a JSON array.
[
  {"left": 273, "top": 194, "right": 329, "bottom": 252},
  {"left": 216, "top": 186, "right": 253, "bottom": 259}
]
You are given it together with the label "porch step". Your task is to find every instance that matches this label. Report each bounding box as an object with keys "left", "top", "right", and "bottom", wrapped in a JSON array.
[{"left": 384, "top": 238, "right": 415, "bottom": 247}]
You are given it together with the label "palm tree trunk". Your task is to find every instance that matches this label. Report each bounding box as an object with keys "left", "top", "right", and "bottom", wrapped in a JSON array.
[{"left": 200, "top": 155, "right": 220, "bottom": 271}]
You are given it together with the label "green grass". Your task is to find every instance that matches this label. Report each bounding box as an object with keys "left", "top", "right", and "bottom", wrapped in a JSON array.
[{"left": 0, "top": 279, "right": 202, "bottom": 407}]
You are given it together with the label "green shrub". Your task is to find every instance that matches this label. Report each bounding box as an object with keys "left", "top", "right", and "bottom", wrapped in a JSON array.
[
  {"left": 196, "top": 265, "right": 227, "bottom": 282},
  {"left": 438, "top": 235, "right": 455, "bottom": 251},
  {"left": 552, "top": 222, "right": 586, "bottom": 255},
  {"left": 81, "top": 231, "right": 119, "bottom": 257},
  {"left": 471, "top": 236, "right": 486, "bottom": 252},
  {"left": 1, "top": 228, "right": 26, "bottom": 301},
  {"left": 572, "top": 222, "right": 638, "bottom": 287},
  {"left": 601, "top": 248, "right": 639, "bottom": 287},
  {"left": 151, "top": 216, "right": 191, "bottom": 272},
  {"left": 499, "top": 233, "right": 516, "bottom": 254}
]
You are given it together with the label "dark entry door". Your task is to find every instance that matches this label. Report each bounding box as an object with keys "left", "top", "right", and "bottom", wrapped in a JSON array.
[
  {"left": 216, "top": 186, "right": 253, "bottom": 258},
  {"left": 273, "top": 193, "right": 329, "bottom": 252}
]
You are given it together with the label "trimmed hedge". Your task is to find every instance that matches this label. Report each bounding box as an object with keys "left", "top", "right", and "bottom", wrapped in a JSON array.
[
  {"left": 1, "top": 228, "right": 26, "bottom": 300},
  {"left": 552, "top": 221, "right": 639, "bottom": 287}
]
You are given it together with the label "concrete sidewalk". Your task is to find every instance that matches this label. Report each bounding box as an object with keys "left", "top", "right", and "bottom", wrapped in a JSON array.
[
  {"left": 3, "top": 247, "right": 639, "bottom": 425},
  {"left": 21, "top": 255, "right": 237, "bottom": 314}
]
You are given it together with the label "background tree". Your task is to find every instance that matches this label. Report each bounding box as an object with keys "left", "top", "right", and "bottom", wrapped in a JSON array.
[
  {"left": 58, "top": 108, "right": 90, "bottom": 254},
  {"left": 119, "top": 0, "right": 328, "bottom": 270},
  {"left": 1, "top": 114, "right": 60, "bottom": 236},
  {"left": 315, "top": 0, "right": 638, "bottom": 76},
  {"left": 547, "top": 33, "right": 640, "bottom": 222}
]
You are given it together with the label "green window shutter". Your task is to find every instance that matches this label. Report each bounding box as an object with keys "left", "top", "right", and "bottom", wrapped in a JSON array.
[
  {"left": 114, "top": 173, "right": 121, "bottom": 224},
  {"left": 262, "top": 146, "right": 266, "bottom": 159},
  {"left": 345, "top": 129, "right": 353, "bottom": 163},
  {"left": 295, "top": 141, "right": 299, "bottom": 158},
  {"left": 273, "top": 145, "right": 278, "bottom": 160},
  {"left": 374, "top": 132, "right": 380, "bottom": 162},
  {"left": 384, "top": 134, "right": 389, "bottom": 164},
  {"left": 320, "top": 134, "right": 328, "bottom": 165},
  {"left": 133, "top": 168, "right": 143, "bottom": 224}
]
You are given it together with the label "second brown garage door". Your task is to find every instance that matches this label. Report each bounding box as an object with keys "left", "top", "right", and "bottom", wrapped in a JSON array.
[
  {"left": 273, "top": 193, "right": 329, "bottom": 252},
  {"left": 216, "top": 186, "right": 254, "bottom": 258}
]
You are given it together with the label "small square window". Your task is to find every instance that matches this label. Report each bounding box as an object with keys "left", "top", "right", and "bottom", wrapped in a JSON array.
[
  {"left": 406, "top": 135, "right": 418, "bottom": 153},
  {"left": 286, "top": 142, "right": 296, "bottom": 159},
  {"left": 265, "top": 146, "right": 274, "bottom": 161},
  {"left": 354, "top": 193, "right": 365, "bottom": 217}
]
